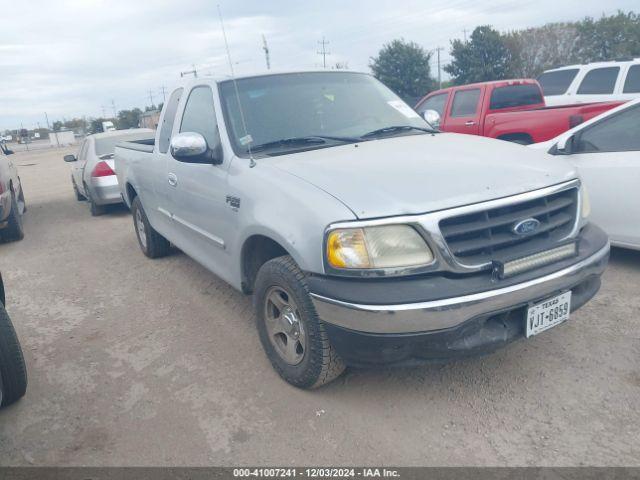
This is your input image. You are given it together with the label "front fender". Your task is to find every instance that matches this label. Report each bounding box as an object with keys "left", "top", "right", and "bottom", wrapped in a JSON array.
[{"left": 231, "top": 162, "right": 356, "bottom": 276}]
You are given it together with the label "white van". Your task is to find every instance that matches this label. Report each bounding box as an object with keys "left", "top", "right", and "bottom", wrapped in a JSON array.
[{"left": 538, "top": 59, "right": 640, "bottom": 106}]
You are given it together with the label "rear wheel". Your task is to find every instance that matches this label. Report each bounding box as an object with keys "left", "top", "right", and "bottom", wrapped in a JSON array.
[
  {"left": 131, "top": 196, "right": 171, "bottom": 258},
  {"left": 254, "top": 256, "right": 345, "bottom": 389},
  {"left": 0, "top": 303, "right": 27, "bottom": 407},
  {"left": 1, "top": 188, "right": 25, "bottom": 242}
]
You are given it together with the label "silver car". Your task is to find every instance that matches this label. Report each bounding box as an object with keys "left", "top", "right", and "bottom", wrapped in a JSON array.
[
  {"left": 0, "top": 144, "right": 26, "bottom": 242},
  {"left": 64, "top": 129, "right": 154, "bottom": 216}
]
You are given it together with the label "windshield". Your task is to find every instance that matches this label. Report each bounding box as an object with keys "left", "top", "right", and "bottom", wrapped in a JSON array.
[
  {"left": 219, "top": 72, "right": 432, "bottom": 157},
  {"left": 94, "top": 131, "right": 154, "bottom": 156}
]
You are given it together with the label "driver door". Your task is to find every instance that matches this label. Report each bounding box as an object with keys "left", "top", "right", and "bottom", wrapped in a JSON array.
[
  {"left": 165, "top": 85, "right": 233, "bottom": 275},
  {"left": 567, "top": 104, "right": 640, "bottom": 247}
]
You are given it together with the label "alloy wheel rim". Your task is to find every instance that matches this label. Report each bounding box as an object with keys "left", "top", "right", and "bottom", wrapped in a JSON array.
[{"left": 264, "top": 286, "right": 306, "bottom": 365}]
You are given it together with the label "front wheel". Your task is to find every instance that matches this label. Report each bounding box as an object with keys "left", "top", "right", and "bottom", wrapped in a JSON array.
[
  {"left": 254, "top": 256, "right": 345, "bottom": 389},
  {"left": 131, "top": 196, "right": 171, "bottom": 258},
  {"left": 0, "top": 188, "right": 25, "bottom": 242},
  {"left": 0, "top": 303, "right": 27, "bottom": 407},
  {"left": 72, "top": 177, "right": 86, "bottom": 201}
]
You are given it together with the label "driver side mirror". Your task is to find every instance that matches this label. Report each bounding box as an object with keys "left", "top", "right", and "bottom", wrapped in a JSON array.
[
  {"left": 63, "top": 154, "right": 77, "bottom": 162},
  {"left": 554, "top": 134, "right": 578, "bottom": 155},
  {"left": 422, "top": 109, "right": 441, "bottom": 129},
  {"left": 170, "top": 132, "right": 223, "bottom": 165}
]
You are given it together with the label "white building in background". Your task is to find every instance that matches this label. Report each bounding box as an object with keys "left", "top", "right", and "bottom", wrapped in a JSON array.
[{"left": 50, "top": 130, "right": 76, "bottom": 146}]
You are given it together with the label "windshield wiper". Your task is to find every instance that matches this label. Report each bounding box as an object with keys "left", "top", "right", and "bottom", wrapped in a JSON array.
[
  {"left": 360, "top": 125, "right": 436, "bottom": 139},
  {"left": 247, "top": 135, "right": 360, "bottom": 153}
]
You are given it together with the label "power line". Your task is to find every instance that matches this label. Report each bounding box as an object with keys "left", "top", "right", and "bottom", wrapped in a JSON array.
[{"left": 317, "top": 36, "right": 330, "bottom": 69}]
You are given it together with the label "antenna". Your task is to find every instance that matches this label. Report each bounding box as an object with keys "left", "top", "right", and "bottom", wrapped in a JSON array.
[
  {"left": 217, "top": 4, "right": 255, "bottom": 167},
  {"left": 262, "top": 34, "right": 271, "bottom": 70}
]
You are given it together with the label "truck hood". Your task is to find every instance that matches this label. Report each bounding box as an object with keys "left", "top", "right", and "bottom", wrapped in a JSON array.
[{"left": 269, "top": 133, "right": 578, "bottom": 219}]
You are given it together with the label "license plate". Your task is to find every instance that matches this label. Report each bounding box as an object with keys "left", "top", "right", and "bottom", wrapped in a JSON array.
[{"left": 526, "top": 291, "right": 572, "bottom": 338}]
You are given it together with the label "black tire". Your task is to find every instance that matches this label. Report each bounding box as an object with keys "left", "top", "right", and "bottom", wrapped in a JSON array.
[
  {"left": 131, "top": 196, "right": 171, "bottom": 258},
  {"left": 0, "top": 303, "right": 27, "bottom": 408},
  {"left": 72, "top": 177, "right": 86, "bottom": 201},
  {"left": 85, "top": 184, "right": 106, "bottom": 216},
  {"left": 1, "top": 188, "right": 25, "bottom": 242},
  {"left": 254, "top": 255, "right": 345, "bottom": 389}
]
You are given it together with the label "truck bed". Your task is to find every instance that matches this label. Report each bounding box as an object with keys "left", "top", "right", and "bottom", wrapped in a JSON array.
[{"left": 114, "top": 139, "right": 156, "bottom": 207}]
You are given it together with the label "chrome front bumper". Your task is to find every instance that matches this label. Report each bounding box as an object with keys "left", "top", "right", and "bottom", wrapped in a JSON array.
[{"left": 310, "top": 242, "right": 609, "bottom": 334}]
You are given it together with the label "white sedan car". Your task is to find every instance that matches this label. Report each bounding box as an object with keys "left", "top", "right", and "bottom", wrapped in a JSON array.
[
  {"left": 64, "top": 129, "right": 154, "bottom": 216},
  {"left": 531, "top": 98, "right": 640, "bottom": 250}
]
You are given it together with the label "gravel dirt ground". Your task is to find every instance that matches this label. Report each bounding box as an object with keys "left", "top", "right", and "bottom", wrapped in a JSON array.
[{"left": 0, "top": 146, "right": 638, "bottom": 466}]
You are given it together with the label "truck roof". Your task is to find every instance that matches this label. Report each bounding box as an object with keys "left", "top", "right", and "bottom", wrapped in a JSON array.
[
  {"left": 545, "top": 58, "right": 640, "bottom": 72},
  {"left": 420, "top": 79, "right": 540, "bottom": 101},
  {"left": 177, "top": 69, "right": 370, "bottom": 86}
]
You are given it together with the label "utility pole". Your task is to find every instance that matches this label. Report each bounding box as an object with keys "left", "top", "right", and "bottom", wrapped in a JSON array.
[
  {"left": 160, "top": 86, "right": 167, "bottom": 103},
  {"left": 45, "top": 111, "right": 59, "bottom": 148},
  {"left": 20, "top": 122, "right": 28, "bottom": 151},
  {"left": 111, "top": 99, "right": 117, "bottom": 118},
  {"left": 180, "top": 64, "right": 198, "bottom": 78},
  {"left": 262, "top": 34, "right": 271, "bottom": 70},
  {"left": 435, "top": 46, "right": 444, "bottom": 89},
  {"left": 317, "top": 36, "right": 330, "bottom": 69},
  {"left": 101, "top": 105, "right": 107, "bottom": 118},
  {"left": 463, "top": 28, "right": 468, "bottom": 43},
  {"left": 148, "top": 90, "right": 155, "bottom": 109}
]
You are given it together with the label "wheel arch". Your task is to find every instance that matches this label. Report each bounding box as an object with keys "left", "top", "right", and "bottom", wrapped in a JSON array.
[
  {"left": 125, "top": 182, "right": 138, "bottom": 206},
  {"left": 497, "top": 132, "right": 534, "bottom": 145},
  {"left": 240, "top": 234, "right": 295, "bottom": 294}
]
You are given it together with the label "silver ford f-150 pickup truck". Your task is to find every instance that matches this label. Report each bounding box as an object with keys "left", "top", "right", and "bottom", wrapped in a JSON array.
[{"left": 115, "top": 71, "right": 609, "bottom": 389}]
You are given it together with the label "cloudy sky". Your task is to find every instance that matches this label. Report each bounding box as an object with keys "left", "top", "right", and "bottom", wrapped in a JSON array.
[{"left": 1, "top": 0, "right": 637, "bottom": 130}]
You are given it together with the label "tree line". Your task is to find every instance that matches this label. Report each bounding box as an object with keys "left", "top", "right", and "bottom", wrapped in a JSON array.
[
  {"left": 370, "top": 10, "right": 640, "bottom": 102},
  {"left": 51, "top": 104, "right": 162, "bottom": 135}
]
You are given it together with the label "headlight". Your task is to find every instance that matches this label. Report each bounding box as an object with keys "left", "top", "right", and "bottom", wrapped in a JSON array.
[
  {"left": 326, "top": 225, "right": 433, "bottom": 270},
  {"left": 581, "top": 185, "right": 590, "bottom": 219}
]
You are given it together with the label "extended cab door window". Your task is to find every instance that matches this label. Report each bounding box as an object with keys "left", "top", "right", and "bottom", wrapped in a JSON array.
[
  {"left": 179, "top": 86, "right": 222, "bottom": 158},
  {"left": 158, "top": 88, "right": 183, "bottom": 154},
  {"left": 577, "top": 67, "right": 620, "bottom": 95},
  {"left": 575, "top": 105, "right": 640, "bottom": 153},
  {"left": 446, "top": 88, "right": 481, "bottom": 135}
]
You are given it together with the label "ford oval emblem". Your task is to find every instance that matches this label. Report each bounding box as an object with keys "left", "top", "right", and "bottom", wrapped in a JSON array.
[{"left": 512, "top": 218, "right": 541, "bottom": 236}]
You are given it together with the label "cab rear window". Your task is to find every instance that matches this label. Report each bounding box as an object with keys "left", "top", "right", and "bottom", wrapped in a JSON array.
[{"left": 489, "top": 84, "right": 543, "bottom": 110}]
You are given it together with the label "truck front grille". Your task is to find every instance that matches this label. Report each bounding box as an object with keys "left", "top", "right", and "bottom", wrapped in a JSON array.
[{"left": 439, "top": 187, "right": 578, "bottom": 265}]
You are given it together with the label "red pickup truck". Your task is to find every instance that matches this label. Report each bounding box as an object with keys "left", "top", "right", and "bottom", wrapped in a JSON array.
[{"left": 414, "top": 79, "right": 621, "bottom": 144}]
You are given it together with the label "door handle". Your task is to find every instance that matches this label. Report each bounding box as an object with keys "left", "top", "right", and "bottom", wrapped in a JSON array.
[
  {"left": 465, "top": 121, "right": 476, "bottom": 126},
  {"left": 168, "top": 172, "right": 178, "bottom": 187}
]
